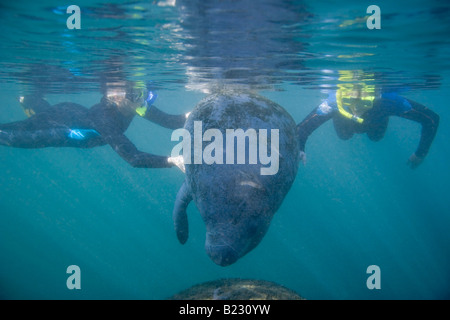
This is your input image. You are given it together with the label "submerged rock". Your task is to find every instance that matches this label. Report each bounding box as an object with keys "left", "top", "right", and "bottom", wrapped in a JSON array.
[{"left": 168, "top": 278, "right": 305, "bottom": 300}]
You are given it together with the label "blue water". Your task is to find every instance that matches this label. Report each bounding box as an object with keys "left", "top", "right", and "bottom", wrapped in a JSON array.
[{"left": 1, "top": 0, "right": 449, "bottom": 299}]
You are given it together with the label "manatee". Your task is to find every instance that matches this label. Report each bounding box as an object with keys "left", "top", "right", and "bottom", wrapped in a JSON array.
[{"left": 172, "top": 91, "right": 300, "bottom": 266}]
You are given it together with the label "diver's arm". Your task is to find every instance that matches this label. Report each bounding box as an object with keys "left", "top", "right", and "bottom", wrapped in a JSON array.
[
  {"left": 141, "top": 105, "right": 188, "bottom": 130},
  {"left": 103, "top": 133, "right": 173, "bottom": 168},
  {"left": 397, "top": 99, "right": 440, "bottom": 168},
  {"left": 296, "top": 103, "right": 334, "bottom": 152}
]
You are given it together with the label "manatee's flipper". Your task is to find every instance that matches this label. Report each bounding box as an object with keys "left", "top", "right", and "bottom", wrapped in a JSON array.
[{"left": 173, "top": 181, "right": 192, "bottom": 244}]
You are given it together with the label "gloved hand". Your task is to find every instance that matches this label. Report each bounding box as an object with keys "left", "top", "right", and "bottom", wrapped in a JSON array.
[
  {"left": 407, "top": 153, "right": 423, "bottom": 169},
  {"left": 168, "top": 155, "right": 185, "bottom": 173}
]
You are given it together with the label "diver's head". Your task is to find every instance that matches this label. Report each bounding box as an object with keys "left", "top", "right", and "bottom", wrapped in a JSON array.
[
  {"left": 336, "top": 82, "right": 378, "bottom": 123},
  {"left": 125, "top": 85, "right": 147, "bottom": 104},
  {"left": 342, "top": 96, "right": 374, "bottom": 117},
  {"left": 105, "top": 83, "right": 148, "bottom": 114},
  {"left": 104, "top": 81, "right": 158, "bottom": 117}
]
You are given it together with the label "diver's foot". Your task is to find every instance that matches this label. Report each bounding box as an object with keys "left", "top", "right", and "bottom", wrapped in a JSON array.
[
  {"left": 18, "top": 94, "right": 50, "bottom": 116},
  {"left": 18, "top": 95, "right": 32, "bottom": 107},
  {"left": 18, "top": 94, "right": 43, "bottom": 105}
]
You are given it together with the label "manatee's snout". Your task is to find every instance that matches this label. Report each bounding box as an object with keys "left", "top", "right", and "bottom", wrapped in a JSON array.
[
  {"left": 205, "top": 231, "right": 240, "bottom": 267},
  {"left": 206, "top": 244, "right": 239, "bottom": 267}
]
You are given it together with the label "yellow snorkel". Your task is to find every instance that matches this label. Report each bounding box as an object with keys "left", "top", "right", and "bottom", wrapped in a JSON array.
[
  {"left": 335, "top": 70, "right": 376, "bottom": 124},
  {"left": 129, "top": 81, "right": 158, "bottom": 117},
  {"left": 126, "top": 80, "right": 148, "bottom": 117}
]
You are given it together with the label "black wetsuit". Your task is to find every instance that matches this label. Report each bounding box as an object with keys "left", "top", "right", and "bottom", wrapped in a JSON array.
[
  {"left": 296, "top": 93, "right": 439, "bottom": 162},
  {"left": 0, "top": 97, "right": 186, "bottom": 168}
]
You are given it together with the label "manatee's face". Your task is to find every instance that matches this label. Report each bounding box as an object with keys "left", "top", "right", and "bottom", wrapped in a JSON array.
[{"left": 196, "top": 170, "right": 275, "bottom": 266}]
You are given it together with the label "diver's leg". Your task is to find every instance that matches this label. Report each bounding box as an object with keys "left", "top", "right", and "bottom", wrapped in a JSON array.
[
  {"left": 0, "top": 123, "right": 70, "bottom": 148},
  {"left": 333, "top": 116, "right": 354, "bottom": 140}
]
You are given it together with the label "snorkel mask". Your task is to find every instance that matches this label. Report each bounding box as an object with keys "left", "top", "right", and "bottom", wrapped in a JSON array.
[
  {"left": 106, "top": 82, "right": 157, "bottom": 116},
  {"left": 126, "top": 86, "right": 145, "bottom": 103},
  {"left": 335, "top": 71, "right": 377, "bottom": 123}
]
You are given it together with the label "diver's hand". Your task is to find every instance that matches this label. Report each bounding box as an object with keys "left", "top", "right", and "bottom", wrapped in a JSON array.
[
  {"left": 168, "top": 155, "right": 185, "bottom": 173},
  {"left": 407, "top": 153, "right": 423, "bottom": 169},
  {"left": 299, "top": 151, "right": 307, "bottom": 166}
]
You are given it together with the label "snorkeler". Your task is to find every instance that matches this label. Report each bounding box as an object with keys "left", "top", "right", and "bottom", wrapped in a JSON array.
[
  {"left": 296, "top": 72, "right": 439, "bottom": 169},
  {"left": 0, "top": 84, "right": 187, "bottom": 170}
]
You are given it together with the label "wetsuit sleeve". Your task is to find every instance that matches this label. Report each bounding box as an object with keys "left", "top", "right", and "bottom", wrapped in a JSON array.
[
  {"left": 296, "top": 102, "right": 335, "bottom": 152},
  {"left": 141, "top": 105, "right": 187, "bottom": 130},
  {"left": 396, "top": 99, "right": 440, "bottom": 159},
  {"left": 89, "top": 101, "right": 174, "bottom": 169},
  {"left": 102, "top": 133, "right": 172, "bottom": 168}
]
